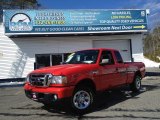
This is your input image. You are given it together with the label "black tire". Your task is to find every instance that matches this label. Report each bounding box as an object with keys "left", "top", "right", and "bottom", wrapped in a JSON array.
[
  {"left": 71, "top": 86, "right": 95, "bottom": 114},
  {"left": 130, "top": 75, "right": 142, "bottom": 92}
]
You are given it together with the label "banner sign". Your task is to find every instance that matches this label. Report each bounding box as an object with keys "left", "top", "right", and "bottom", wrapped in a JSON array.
[{"left": 3, "top": 9, "right": 148, "bottom": 35}]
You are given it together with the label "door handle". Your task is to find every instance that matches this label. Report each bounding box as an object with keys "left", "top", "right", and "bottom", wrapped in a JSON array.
[
  {"left": 116, "top": 68, "right": 127, "bottom": 74},
  {"left": 92, "top": 70, "right": 99, "bottom": 75}
]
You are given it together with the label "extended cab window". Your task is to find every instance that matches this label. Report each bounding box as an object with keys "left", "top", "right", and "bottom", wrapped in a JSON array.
[
  {"left": 100, "top": 51, "right": 114, "bottom": 65},
  {"left": 114, "top": 51, "right": 123, "bottom": 63}
]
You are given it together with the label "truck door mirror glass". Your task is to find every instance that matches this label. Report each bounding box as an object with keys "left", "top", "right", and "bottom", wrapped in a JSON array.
[{"left": 100, "top": 59, "right": 109, "bottom": 65}]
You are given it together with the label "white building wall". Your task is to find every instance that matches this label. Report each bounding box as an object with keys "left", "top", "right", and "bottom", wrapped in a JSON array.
[
  {"left": 88, "top": 34, "right": 144, "bottom": 62},
  {"left": 130, "top": 34, "right": 144, "bottom": 62},
  {"left": 0, "top": 24, "right": 152, "bottom": 79},
  {"left": 0, "top": 24, "right": 25, "bottom": 78},
  {"left": 13, "top": 37, "right": 92, "bottom": 77}
]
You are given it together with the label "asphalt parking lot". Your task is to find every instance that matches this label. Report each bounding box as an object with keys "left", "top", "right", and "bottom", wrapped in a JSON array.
[{"left": 0, "top": 68, "right": 160, "bottom": 120}]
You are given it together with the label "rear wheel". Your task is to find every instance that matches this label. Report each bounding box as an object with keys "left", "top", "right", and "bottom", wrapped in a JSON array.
[
  {"left": 130, "top": 75, "right": 141, "bottom": 92},
  {"left": 71, "top": 86, "right": 94, "bottom": 114}
]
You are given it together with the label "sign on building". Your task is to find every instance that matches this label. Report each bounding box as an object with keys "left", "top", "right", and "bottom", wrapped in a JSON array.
[{"left": 3, "top": 9, "right": 148, "bottom": 35}]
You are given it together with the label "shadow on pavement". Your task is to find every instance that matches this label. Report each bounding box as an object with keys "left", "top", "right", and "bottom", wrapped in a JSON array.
[
  {"left": 41, "top": 84, "right": 160, "bottom": 119},
  {"left": 145, "top": 72, "right": 160, "bottom": 77},
  {"left": 7, "top": 84, "right": 160, "bottom": 119},
  {"left": 145, "top": 67, "right": 160, "bottom": 77}
]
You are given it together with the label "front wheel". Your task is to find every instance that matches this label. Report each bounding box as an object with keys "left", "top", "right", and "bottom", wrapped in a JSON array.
[
  {"left": 130, "top": 75, "right": 142, "bottom": 92},
  {"left": 71, "top": 86, "right": 94, "bottom": 114}
]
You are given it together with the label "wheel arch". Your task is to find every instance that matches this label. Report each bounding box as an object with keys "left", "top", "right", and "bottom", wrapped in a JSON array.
[
  {"left": 135, "top": 70, "right": 142, "bottom": 79},
  {"left": 130, "top": 70, "right": 142, "bottom": 92},
  {"left": 74, "top": 78, "right": 96, "bottom": 93}
]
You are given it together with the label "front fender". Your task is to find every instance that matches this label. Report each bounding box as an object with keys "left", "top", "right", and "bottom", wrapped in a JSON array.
[{"left": 71, "top": 70, "right": 96, "bottom": 85}]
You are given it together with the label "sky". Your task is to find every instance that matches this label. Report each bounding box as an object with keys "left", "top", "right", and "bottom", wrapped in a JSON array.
[{"left": 38, "top": 0, "right": 160, "bottom": 30}]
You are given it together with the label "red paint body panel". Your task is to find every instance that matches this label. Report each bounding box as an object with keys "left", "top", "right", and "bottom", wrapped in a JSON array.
[
  {"left": 24, "top": 48, "right": 145, "bottom": 100},
  {"left": 24, "top": 83, "right": 75, "bottom": 99}
]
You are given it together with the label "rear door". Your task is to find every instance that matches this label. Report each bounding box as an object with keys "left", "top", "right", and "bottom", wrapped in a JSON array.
[{"left": 114, "top": 51, "right": 128, "bottom": 85}]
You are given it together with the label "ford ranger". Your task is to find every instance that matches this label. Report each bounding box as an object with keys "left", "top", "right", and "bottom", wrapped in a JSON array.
[{"left": 24, "top": 48, "right": 145, "bottom": 113}]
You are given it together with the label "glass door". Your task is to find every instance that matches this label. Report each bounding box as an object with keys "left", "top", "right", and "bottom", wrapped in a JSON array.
[
  {"left": 51, "top": 54, "right": 62, "bottom": 66},
  {"left": 35, "top": 53, "right": 71, "bottom": 69},
  {"left": 36, "top": 54, "right": 50, "bottom": 69}
]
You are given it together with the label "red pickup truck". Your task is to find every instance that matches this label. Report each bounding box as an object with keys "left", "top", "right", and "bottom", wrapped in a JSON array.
[{"left": 24, "top": 48, "right": 145, "bottom": 113}]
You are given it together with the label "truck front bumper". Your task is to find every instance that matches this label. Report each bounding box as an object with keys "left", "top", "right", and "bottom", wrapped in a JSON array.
[{"left": 24, "top": 83, "right": 75, "bottom": 103}]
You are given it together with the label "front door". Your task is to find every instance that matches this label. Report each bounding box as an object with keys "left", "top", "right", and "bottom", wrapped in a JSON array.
[{"left": 99, "top": 50, "right": 118, "bottom": 90}]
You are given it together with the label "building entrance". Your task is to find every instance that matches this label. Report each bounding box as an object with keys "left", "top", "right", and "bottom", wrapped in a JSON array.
[{"left": 35, "top": 53, "right": 70, "bottom": 69}]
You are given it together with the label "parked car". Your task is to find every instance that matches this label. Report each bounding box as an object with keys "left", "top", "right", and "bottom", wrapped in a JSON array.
[{"left": 24, "top": 48, "right": 145, "bottom": 113}]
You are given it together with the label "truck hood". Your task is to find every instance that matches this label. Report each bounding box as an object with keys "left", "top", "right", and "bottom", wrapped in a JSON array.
[{"left": 32, "top": 64, "right": 97, "bottom": 75}]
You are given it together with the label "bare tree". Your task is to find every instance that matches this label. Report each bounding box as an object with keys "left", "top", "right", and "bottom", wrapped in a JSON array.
[
  {"left": 144, "top": 26, "right": 160, "bottom": 62},
  {"left": 0, "top": 0, "right": 41, "bottom": 22}
]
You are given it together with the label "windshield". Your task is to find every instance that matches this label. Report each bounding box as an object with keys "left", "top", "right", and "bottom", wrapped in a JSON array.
[{"left": 65, "top": 50, "right": 99, "bottom": 64}]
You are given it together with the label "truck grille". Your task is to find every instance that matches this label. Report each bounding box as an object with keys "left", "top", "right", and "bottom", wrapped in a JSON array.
[{"left": 29, "top": 74, "right": 51, "bottom": 87}]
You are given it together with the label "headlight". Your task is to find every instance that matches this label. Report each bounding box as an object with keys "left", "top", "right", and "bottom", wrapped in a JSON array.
[{"left": 51, "top": 76, "right": 67, "bottom": 84}]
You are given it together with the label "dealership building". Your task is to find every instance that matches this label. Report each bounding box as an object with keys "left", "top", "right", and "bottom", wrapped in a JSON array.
[{"left": 0, "top": 9, "right": 149, "bottom": 79}]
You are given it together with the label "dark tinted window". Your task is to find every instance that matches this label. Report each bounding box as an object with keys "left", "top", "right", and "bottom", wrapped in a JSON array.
[
  {"left": 64, "top": 53, "right": 71, "bottom": 61},
  {"left": 35, "top": 53, "right": 71, "bottom": 69},
  {"left": 36, "top": 55, "right": 50, "bottom": 68},
  {"left": 114, "top": 51, "right": 123, "bottom": 63},
  {"left": 100, "top": 50, "right": 114, "bottom": 65},
  {"left": 52, "top": 55, "right": 62, "bottom": 65}
]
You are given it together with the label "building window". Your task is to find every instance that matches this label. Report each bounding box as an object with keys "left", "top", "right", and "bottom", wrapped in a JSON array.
[{"left": 35, "top": 53, "right": 70, "bottom": 69}]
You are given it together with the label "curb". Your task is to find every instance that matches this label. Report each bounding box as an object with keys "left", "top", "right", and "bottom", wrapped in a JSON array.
[{"left": 0, "top": 78, "right": 25, "bottom": 87}]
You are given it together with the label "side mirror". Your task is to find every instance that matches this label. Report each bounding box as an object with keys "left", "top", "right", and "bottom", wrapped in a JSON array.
[{"left": 100, "top": 59, "right": 109, "bottom": 65}]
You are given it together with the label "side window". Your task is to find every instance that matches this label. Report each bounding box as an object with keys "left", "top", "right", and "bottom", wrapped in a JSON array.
[
  {"left": 100, "top": 50, "right": 114, "bottom": 65},
  {"left": 114, "top": 51, "right": 123, "bottom": 63}
]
